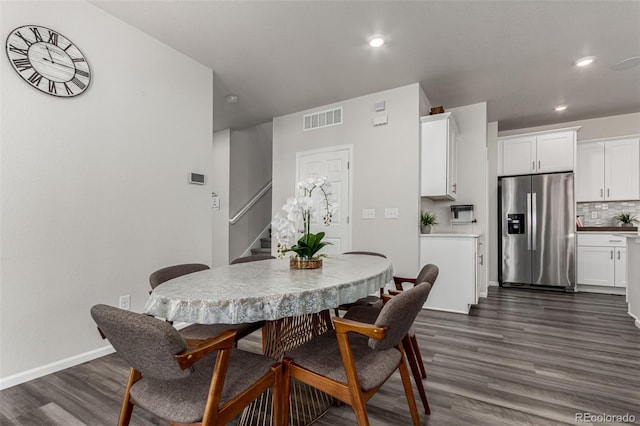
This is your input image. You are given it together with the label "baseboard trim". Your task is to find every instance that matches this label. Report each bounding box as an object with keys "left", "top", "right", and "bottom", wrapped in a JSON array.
[
  {"left": 576, "top": 284, "right": 626, "bottom": 295},
  {"left": 628, "top": 311, "right": 640, "bottom": 329},
  {"left": 0, "top": 345, "right": 114, "bottom": 391},
  {"left": 479, "top": 291, "right": 488, "bottom": 298},
  {"left": 488, "top": 281, "right": 499, "bottom": 287}
]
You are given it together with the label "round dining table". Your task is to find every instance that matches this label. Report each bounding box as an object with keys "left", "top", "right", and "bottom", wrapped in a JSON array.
[
  {"left": 144, "top": 254, "right": 393, "bottom": 326},
  {"left": 143, "top": 254, "right": 393, "bottom": 426}
]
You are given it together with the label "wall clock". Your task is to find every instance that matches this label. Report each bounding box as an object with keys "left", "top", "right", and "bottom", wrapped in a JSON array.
[{"left": 5, "top": 25, "right": 91, "bottom": 97}]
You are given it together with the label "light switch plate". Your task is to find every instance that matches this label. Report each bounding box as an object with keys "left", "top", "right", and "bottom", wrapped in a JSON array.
[
  {"left": 384, "top": 208, "right": 399, "bottom": 219},
  {"left": 362, "top": 209, "right": 376, "bottom": 219}
]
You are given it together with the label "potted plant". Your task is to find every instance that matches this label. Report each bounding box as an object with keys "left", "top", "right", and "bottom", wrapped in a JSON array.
[
  {"left": 272, "top": 176, "right": 337, "bottom": 269},
  {"left": 614, "top": 212, "right": 639, "bottom": 227},
  {"left": 420, "top": 211, "right": 438, "bottom": 234}
]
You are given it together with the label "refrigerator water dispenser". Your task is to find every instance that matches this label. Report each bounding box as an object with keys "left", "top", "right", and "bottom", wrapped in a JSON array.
[{"left": 507, "top": 214, "right": 525, "bottom": 234}]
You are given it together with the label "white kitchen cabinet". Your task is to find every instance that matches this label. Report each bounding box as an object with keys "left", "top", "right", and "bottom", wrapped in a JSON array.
[
  {"left": 498, "top": 128, "right": 578, "bottom": 176},
  {"left": 420, "top": 113, "right": 458, "bottom": 200},
  {"left": 576, "top": 136, "right": 640, "bottom": 202},
  {"left": 615, "top": 247, "right": 627, "bottom": 288},
  {"left": 577, "top": 233, "right": 627, "bottom": 288},
  {"left": 419, "top": 234, "right": 478, "bottom": 313}
]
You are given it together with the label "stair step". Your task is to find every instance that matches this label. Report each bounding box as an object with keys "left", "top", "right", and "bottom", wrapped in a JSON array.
[
  {"left": 260, "top": 237, "right": 272, "bottom": 249},
  {"left": 251, "top": 247, "right": 272, "bottom": 255}
]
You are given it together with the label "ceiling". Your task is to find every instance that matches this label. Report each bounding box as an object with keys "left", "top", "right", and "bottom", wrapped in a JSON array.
[{"left": 91, "top": 1, "right": 640, "bottom": 132}]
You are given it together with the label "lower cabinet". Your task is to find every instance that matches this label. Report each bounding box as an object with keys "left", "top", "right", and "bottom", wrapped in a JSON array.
[
  {"left": 419, "top": 234, "right": 478, "bottom": 314},
  {"left": 577, "top": 234, "right": 627, "bottom": 288}
]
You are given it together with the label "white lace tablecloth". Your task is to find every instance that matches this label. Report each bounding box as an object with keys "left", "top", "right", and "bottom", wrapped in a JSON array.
[{"left": 143, "top": 254, "right": 393, "bottom": 324}]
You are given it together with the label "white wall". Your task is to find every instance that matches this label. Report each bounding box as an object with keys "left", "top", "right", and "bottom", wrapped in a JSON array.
[
  {"left": 0, "top": 1, "right": 213, "bottom": 387},
  {"left": 272, "top": 83, "right": 422, "bottom": 276},
  {"left": 487, "top": 122, "right": 499, "bottom": 285},
  {"left": 498, "top": 112, "right": 640, "bottom": 141},
  {"left": 212, "top": 130, "right": 231, "bottom": 267}
]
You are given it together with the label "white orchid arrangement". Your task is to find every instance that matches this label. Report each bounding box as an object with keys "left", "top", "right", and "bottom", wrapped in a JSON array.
[{"left": 272, "top": 176, "right": 338, "bottom": 259}]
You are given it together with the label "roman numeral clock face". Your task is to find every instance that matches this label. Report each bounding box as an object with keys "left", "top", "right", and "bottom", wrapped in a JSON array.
[{"left": 5, "top": 25, "right": 91, "bottom": 97}]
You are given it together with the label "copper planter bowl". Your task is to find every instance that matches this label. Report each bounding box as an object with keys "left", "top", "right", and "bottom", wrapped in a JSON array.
[{"left": 290, "top": 257, "right": 323, "bottom": 269}]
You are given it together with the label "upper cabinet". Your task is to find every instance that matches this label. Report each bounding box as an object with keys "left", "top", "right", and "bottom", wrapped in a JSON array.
[
  {"left": 421, "top": 112, "right": 458, "bottom": 200},
  {"left": 576, "top": 136, "right": 640, "bottom": 202},
  {"left": 498, "top": 128, "right": 579, "bottom": 176}
]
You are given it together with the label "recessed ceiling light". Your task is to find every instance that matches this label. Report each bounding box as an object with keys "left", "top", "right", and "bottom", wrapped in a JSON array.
[
  {"left": 225, "top": 94, "right": 239, "bottom": 104},
  {"left": 612, "top": 56, "right": 640, "bottom": 71},
  {"left": 368, "top": 34, "right": 386, "bottom": 48},
  {"left": 575, "top": 56, "right": 595, "bottom": 67},
  {"left": 554, "top": 105, "right": 568, "bottom": 112}
]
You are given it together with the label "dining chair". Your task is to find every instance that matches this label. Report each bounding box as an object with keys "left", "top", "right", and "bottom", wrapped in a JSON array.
[
  {"left": 230, "top": 254, "right": 276, "bottom": 264},
  {"left": 90, "top": 304, "right": 283, "bottom": 426},
  {"left": 391, "top": 264, "right": 439, "bottom": 377},
  {"left": 344, "top": 264, "right": 439, "bottom": 414},
  {"left": 334, "top": 251, "right": 388, "bottom": 316},
  {"left": 149, "top": 263, "right": 263, "bottom": 341},
  {"left": 282, "top": 282, "right": 434, "bottom": 426}
]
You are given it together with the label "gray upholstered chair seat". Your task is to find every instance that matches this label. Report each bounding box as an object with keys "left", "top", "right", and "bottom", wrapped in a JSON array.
[
  {"left": 179, "top": 322, "right": 260, "bottom": 340},
  {"left": 130, "top": 348, "right": 275, "bottom": 424},
  {"left": 91, "top": 304, "right": 282, "bottom": 426},
  {"left": 284, "top": 330, "right": 401, "bottom": 391},
  {"left": 343, "top": 305, "right": 381, "bottom": 324}
]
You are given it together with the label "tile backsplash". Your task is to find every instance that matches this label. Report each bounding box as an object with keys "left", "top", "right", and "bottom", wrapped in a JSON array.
[{"left": 578, "top": 201, "right": 640, "bottom": 226}]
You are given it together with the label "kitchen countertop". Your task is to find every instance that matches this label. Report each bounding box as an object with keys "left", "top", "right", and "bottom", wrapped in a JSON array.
[{"left": 577, "top": 226, "right": 638, "bottom": 232}]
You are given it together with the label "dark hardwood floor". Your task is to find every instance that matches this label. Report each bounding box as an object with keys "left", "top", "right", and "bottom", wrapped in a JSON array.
[{"left": 1, "top": 287, "right": 639, "bottom": 425}]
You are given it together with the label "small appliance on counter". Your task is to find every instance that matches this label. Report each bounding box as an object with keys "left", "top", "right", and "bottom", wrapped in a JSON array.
[{"left": 450, "top": 204, "right": 475, "bottom": 224}]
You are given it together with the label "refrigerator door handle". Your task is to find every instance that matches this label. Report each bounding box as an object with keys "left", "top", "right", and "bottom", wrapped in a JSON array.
[
  {"left": 531, "top": 192, "right": 537, "bottom": 251},
  {"left": 526, "top": 192, "right": 532, "bottom": 250}
]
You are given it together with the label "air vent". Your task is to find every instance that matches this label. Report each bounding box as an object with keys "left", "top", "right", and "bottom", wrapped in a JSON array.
[{"left": 303, "top": 107, "right": 343, "bottom": 131}]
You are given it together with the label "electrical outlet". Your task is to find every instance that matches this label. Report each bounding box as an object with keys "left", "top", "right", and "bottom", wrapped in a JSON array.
[
  {"left": 119, "top": 295, "right": 131, "bottom": 310},
  {"left": 591, "top": 211, "right": 598, "bottom": 219}
]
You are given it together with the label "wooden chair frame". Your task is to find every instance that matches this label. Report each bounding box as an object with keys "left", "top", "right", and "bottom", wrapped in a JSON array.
[
  {"left": 389, "top": 277, "right": 430, "bottom": 413},
  {"left": 117, "top": 330, "right": 283, "bottom": 426},
  {"left": 281, "top": 317, "right": 420, "bottom": 426}
]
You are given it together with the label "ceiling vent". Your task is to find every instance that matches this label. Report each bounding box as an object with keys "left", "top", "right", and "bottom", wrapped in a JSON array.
[{"left": 303, "top": 107, "right": 343, "bottom": 131}]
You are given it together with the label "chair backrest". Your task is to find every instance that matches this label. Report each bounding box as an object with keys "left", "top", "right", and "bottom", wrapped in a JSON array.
[
  {"left": 149, "top": 263, "right": 210, "bottom": 289},
  {"left": 230, "top": 254, "right": 276, "bottom": 264},
  {"left": 415, "top": 264, "right": 439, "bottom": 286},
  {"left": 91, "top": 304, "right": 190, "bottom": 380},
  {"left": 342, "top": 251, "right": 387, "bottom": 258},
  {"left": 370, "top": 282, "right": 433, "bottom": 351}
]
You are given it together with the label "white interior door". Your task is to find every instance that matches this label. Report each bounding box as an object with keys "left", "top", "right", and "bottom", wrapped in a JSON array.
[{"left": 297, "top": 147, "right": 351, "bottom": 255}]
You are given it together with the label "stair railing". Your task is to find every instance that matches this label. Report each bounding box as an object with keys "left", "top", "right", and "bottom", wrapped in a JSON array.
[{"left": 229, "top": 180, "right": 272, "bottom": 225}]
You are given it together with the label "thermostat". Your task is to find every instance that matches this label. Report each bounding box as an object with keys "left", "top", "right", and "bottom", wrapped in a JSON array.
[{"left": 189, "top": 173, "right": 205, "bottom": 185}]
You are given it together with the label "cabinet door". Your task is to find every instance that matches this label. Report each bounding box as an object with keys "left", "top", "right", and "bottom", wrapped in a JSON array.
[
  {"left": 615, "top": 247, "right": 627, "bottom": 288},
  {"left": 576, "top": 142, "right": 605, "bottom": 202},
  {"left": 536, "top": 131, "right": 575, "bottom": 173},
  {"left": 577, "top": 246, "right": 614, "bottom": 286},
  {"left": 605, "top": 137, "right": 640, "bottom": 201},
  {"left": 501, "top": 136, "right": 535, "bottom": 176},
  {"left": 421, "top": 115, "right": 456, "bottom": 200}
]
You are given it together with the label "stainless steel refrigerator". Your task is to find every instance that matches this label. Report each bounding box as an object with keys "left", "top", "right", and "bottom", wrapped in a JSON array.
[{"left": 498, "top": 172, "right": 575, "bottom": 290}]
